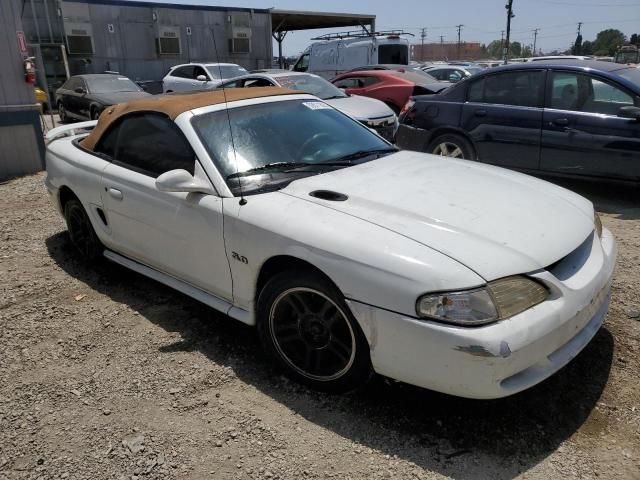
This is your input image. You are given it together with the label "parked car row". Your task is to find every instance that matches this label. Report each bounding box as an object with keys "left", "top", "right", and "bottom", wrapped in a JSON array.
[{"left": 396, "top": 60, "right": 640, "bottom": 183}]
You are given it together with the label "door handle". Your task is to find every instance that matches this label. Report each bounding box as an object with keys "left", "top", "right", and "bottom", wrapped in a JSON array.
[
  {"left": 551, "top": 118, "right": 569, "bottom": 126},
  {"left": 107, "top": 188, "right": 123, "bottom": 200},
  {"left": 474, "top": 109, "right": 487, "bottom": 117}
]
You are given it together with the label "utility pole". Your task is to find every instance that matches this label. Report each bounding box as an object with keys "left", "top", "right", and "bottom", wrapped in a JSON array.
[
  {"left": 532, "top": 28, "right": 539, "bottom": 57},
  {"left": 456, "top": 24, "right": 464, "bottom": 60},
  {"left": 504, "top": 0, "right": 514, "bottom": 64},
  {"left": 576, "top": 22, "right": 583, "bottom": 54},
  {"left": 420, "top": 27, "right": 427, "bottom": 61},
  {"left": 440, "top": 35, "right": 445, "bottom": 60}
]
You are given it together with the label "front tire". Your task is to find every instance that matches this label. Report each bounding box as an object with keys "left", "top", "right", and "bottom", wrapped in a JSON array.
[
  {"left": 257, "top": 271, "right": 372, "bottom": 393},
  {"left": 63, "top": 199, "right": 103, "bottom": 261},
  {"left": 427, "top": 133, "right": 475, "bottom": 160}
]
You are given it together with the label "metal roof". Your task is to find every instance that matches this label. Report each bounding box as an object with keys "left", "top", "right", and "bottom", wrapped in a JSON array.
[{"left": 270, "top": 9, "right": 375, "bottom": 33}]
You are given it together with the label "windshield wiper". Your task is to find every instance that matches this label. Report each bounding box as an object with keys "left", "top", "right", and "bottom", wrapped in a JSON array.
[
  {"left": 327, "top": 148, "right": 398, "bottom": 164},
  {"left": 227, "top": 162, "right": 315, "bottom": 179},
  {"left": 322, "top": 95, "right": 347, "bottom": 100}
]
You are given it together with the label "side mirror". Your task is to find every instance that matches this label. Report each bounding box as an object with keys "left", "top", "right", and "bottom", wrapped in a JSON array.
[
  {"left": 74, "top": 87, "right": 85, "bottom": 94},
  {"left": 196, "top": 74, "right": 208, "bottom": 82},
  {"left": 156, "top": 169, "right": 215, "bottom": 194},
  {"left": 618, "top": 105, "right": 640, "bottom": 120}
]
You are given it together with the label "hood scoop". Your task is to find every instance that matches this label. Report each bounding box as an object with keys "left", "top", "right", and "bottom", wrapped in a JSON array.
[{"left": 309, "top": 190, "right": 348, "bottom": 202}]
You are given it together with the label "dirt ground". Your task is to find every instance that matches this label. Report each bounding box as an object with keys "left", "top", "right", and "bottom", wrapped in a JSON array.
[{"left": 1, "top": 172, "right": 639, "bottom": 480}]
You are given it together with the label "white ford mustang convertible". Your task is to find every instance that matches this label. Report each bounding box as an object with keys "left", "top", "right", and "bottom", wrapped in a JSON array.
[{"left": 45, "top": 87, "right": 616, "bottom": 399}]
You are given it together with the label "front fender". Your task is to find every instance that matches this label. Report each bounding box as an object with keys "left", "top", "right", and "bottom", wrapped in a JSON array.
[{"left": 222, "top": 193, "right": 483, "bottom": 319}]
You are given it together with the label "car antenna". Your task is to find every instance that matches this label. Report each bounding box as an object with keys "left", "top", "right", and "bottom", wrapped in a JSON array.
[{"left": 210, "top": 26, "right": 247, "bottom": 206}]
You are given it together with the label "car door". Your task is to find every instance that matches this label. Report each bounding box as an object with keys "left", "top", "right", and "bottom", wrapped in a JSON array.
[
  {"left": 76, "top": 78, "right": 91, "bottom": 119},
  {"left": 460, "top": 69, "right": 545, "bottom": 170},
  {"left": 97, "top": 112, "right": 233, "bottom": 300},
  {"left": 192, "top": 65, "right": 211, "bottom": 90},
  {"left": 167, "top": 66, "right": 194, "bottom": 92},
  {"left": 63, "top": 77, "right": 82, "bottom": 118},
  {"left": 540, "top": 70, "right": 640, "bottom": 180}
]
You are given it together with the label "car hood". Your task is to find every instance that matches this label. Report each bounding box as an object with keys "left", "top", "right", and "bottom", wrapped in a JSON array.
[
  {"left": 280, "top": 151, "right": 595, "bottom": 281},
  {"left": 91, "top": 91, "right": 151, "bottom": 105},
  {"left": 324, "top": 95, "right": 395, "bottom": 121}
]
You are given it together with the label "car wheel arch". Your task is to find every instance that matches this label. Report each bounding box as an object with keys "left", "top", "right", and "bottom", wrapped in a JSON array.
[
  {"left": 427, "top": 127, "right": 478, "bottom": 160},
  {"left": 58, "top": 185, "right": 80, "bottom": 212},
  {"left": 255, "top": 255, "right": 339, "bottom": 303}
]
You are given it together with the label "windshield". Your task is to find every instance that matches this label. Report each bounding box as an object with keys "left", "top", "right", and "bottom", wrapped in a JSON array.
[
  {"left": 87, "top": 76, "right": 141, "bottom": 93},
  {"left": 274, "top": 74, "right": 347, "bottom": 99},
  {"left": 379, "top": 44, "right": 409, "bottom": 65},
  {"left": 206, "top": 65, "right": 249, "bottom": 79},
  {"left": 192, "top": 99, "right": 393, "bottom": 195},
  {"left": 616, "top": 67, "right": 640, "bottom": 86}
]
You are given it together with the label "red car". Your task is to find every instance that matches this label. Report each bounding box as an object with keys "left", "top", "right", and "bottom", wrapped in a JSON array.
[{"left": 331, "top": 70, "right": 448, "bottom": 114}]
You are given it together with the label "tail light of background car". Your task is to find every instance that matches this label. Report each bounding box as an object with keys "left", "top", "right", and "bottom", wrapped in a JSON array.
[{"left": 399, "top": 98, "right": 416, "bottom": 120}]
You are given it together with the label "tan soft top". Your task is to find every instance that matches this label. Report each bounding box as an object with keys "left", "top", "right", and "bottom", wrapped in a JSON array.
[{"left": 80, "top": 87, "right": 300, "bottom": 151}]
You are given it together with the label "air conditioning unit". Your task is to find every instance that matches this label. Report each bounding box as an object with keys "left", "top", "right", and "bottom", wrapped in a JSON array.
[
  {"left": 228, "top": 13, "right": 251, "bottom": 53},
  {"left": 65, "top": 23, "right": 94, "bottom": 54},
  {"left": 156, "top": 26, "right": 181, "bottom": 55}
]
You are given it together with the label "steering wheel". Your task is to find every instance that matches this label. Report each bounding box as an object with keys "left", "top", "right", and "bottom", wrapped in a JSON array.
[{"left": 297, "top": 132, "right": 332, "bottom": 160}]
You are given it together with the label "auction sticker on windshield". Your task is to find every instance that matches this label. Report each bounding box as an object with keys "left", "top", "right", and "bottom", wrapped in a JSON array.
[{"left": 302, "top": 102, "right": 332, "bottom": 110}]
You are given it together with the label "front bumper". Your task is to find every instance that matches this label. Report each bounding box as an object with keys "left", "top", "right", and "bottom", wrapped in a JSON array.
[{"left": 347, "top": 228, "right": 617, "bottom": 399}]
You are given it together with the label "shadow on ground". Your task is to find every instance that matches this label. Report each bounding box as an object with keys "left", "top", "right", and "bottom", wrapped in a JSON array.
[
  {"left": 537, "top": 175, "right": 640, "bottom": 220},
  {"left": 46, "top": 233, "right": 614, "bottom": 480}
]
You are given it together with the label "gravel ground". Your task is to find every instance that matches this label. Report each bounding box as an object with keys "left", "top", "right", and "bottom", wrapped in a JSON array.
[{"left": 1, "top": 172, "right": 639, "bottom": 480}]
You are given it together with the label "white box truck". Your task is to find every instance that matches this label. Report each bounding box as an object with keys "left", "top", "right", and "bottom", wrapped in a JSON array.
[{"left": 291, "top": 31, "right": 412, "bottom": 79}]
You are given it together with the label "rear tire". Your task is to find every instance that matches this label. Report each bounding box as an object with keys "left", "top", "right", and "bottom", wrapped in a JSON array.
[
  {"left": 63, "top": 199, "right": 103, "bottom": 261},
  {"left": 257, "top": 271, "right": 372, "bottom": 393},
  {"left": 427, "top": 133, "right": 475, "bottom": 160}
]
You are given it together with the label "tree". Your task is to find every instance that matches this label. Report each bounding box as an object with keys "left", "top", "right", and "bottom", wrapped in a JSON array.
[
  {"left": 521, "top": 45, "right": 532, "bottom": 57},
  {"left": 630, "top": 33, "right": 639, "bottom": 45},
  {"left": 593, "top": 29, "right": 626, "bottom": 55},
  {"left": 487, "top": 39, "right": 503, "bottom": 58},
  {"left": 572, "top": 34, "right": 583, "bottom": 55},
  {"left": 485, "top": 39, "right": 524, "bottom": 58},
  {"left": 581, "top": 40, "right": 594, "bottom": 55},
  {"left": 510, "top": 41, "right": 522, "bottom": 57}
]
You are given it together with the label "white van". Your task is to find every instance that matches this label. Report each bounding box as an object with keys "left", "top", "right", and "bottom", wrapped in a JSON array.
[{"left": 292, "top": 31, "right": 411, "bottom": 80}]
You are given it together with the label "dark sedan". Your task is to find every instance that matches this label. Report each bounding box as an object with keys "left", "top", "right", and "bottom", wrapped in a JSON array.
[
  {"left": 396, "top": 60, "right": 640, "bottom": 182},
  {"left": 56, "top": 74, "right": 150, "bottom": 122}
]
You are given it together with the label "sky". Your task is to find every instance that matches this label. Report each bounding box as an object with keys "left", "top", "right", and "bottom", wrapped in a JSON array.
[{"left": 126, "top": 0, "right": 640, "bottom": 56}]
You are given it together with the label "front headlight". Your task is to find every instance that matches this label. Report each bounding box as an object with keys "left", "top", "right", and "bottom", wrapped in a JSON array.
[
  {"left": 594, "top": 212, "right": 603, "bottom": 237},
  {"left": 416, "top": 276, "right": 548, "bottom": 326}
]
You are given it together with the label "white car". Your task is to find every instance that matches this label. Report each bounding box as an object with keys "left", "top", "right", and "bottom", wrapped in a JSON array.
[
  {"left": 162, "top": 63, "right": 248, "bottom": 93},
  {"left": 44, "top": 87, "right": 616, "bottom": 399},
  {"left": 218, "top": 71, "right": 397, "bottom": 142}
]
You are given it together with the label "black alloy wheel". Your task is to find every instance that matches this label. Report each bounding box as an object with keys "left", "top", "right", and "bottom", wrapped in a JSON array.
[
  {"left": 63, "top": 199, "right": 103, "bottom": 261},
  {"left": 257, "top": 272, "right": 372, "bottom": 392}
]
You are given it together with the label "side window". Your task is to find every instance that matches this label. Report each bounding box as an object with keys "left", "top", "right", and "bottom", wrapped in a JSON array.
[
  {"left": 67, "top": 78, "right": 80, "bottom": 91},
  {"left": 549, "top": 72, "right": 633, "bottom": 115},
  {"left": 114, "top": 114, "right": 195, "bottom": 177},
  {"left": 429, "top": 70, "right": 446, "bottom": 81},
  {"left": 468, "top": 78, "right": 485, "bottom": 102},
  {"left": 361, "top": 76, "right": 380, "bottom": 87},
  {"left": 293, "top": 54, "right": 309, "bottom": 72},
  {"left": 244, "top": 78, "right": 273, "bottom": 87},
  {"left": 193, "top": 66, "right": 208, "bottom": 80},
  {"left": 334, "top": 77, "right": 364, "bottom": 88},
  {"left": 480, "top": 71, "right": 543, "bottom": 107},
  {"left": 94, "top": 123, "right": 121, "bottom": 158},
  {"left": 171, "top": 66, "right": 193, "bottom": 79}
]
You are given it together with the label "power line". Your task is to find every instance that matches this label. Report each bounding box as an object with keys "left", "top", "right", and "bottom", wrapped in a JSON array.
[
  {"left": 504, "top": 0, "right": 514, "bottom": 64},
  {"left": 532, "top": 28, "right": 539, "bottom": 56},
  {"left": 456, "top": 24, "right": 464, "bottom": 59}
]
